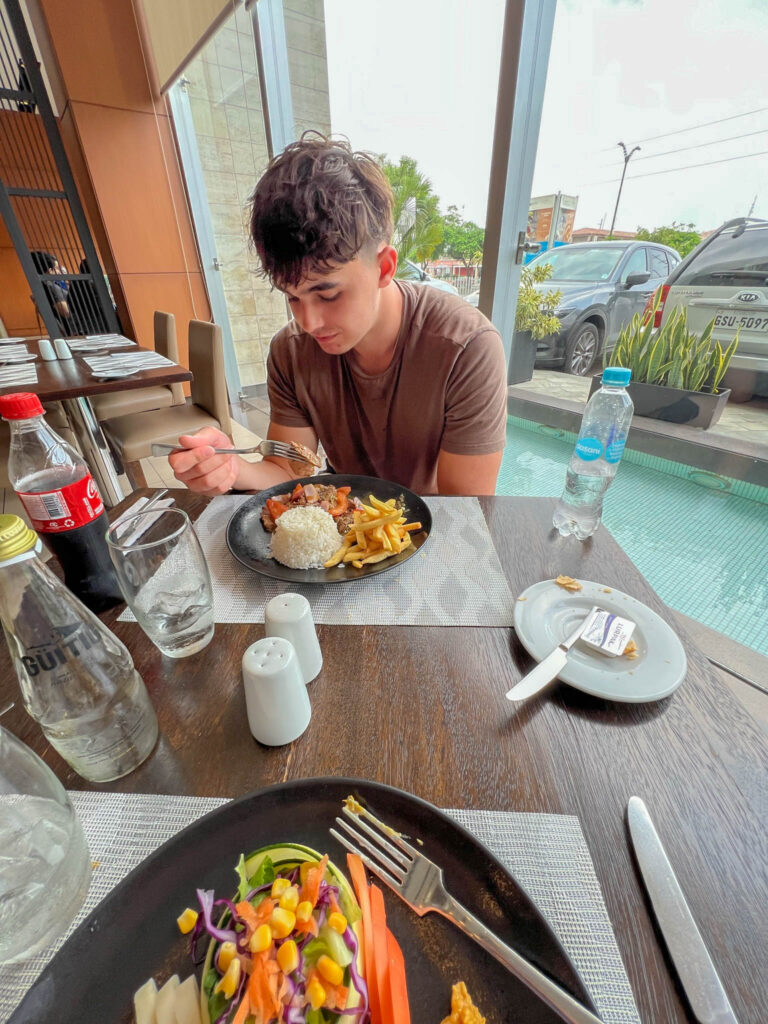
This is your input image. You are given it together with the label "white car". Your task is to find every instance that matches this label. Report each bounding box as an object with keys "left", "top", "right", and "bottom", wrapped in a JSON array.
[
  {"left": 646, "top": 218, "right": 768, "bottom": 399},
  {"left": 399, "top": 259, "right": 459, "bottom": 295}
]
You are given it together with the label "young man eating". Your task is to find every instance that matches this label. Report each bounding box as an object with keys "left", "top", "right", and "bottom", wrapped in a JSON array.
[{"left": 170, "top": 134, "right": 507, "bottom": 496}]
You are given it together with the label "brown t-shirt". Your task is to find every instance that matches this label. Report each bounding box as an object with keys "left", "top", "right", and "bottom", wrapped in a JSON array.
[{"left": 267, "top": 282, "right": 507, "bottom": 494}]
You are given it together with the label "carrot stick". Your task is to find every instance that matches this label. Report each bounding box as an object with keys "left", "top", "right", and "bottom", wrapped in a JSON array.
[
  {"left": 369, "top": 885, "right": 393, "bottom": 1024},
  {"left": 230, "top": 991, "right": 250, "bottom": 1024},
  {"left": 386, "top": 927, "right": 411, "bottom": 1024},
  {"left": 347, "top": 854, "right": 381, "bottom": 1024}
]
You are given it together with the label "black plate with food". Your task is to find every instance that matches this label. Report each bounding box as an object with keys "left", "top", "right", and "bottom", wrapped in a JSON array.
[
  {"left": 226, "top": 474, "right": 432, "bottom": 583},
  {"left": 8, "top": 778, "right": 596, "bottom": 1024}
]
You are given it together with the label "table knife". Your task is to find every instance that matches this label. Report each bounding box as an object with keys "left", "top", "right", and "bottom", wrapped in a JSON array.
[
  {"left": 506, "top": 606, "right": 598, "bottom": 701},
  {"left": 627, "top": 796, "right": 739, "bottom": 1024}
]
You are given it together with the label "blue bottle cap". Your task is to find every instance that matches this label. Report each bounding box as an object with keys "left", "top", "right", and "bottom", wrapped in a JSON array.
[{"left": 602, "top": 367, "right": 632, "bottom": 386}]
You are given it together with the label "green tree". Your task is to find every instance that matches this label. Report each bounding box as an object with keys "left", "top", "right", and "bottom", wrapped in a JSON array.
[
  {"left": 440, "top": 205, "right": 485, "bottom": 267},
  {"left": 381, "top": 156, "right": 444, "bottom": 267},
  {"left": 635, "top": 221, "right": 701, "bottom": 258}
]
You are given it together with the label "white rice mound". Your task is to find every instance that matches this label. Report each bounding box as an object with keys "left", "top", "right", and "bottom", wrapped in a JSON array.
[{"left": 270, "top": 505, "right": 342, "bottom": 569}]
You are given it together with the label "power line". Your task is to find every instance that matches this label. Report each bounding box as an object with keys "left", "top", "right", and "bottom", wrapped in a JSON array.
[
  {"left": 598, "top": 107, "right": 768, "bottom": 151},
  {"left": 601, "top": 127, "right": 768, "bottom": 167},
  {"left": 583, "top": 148, "right": 768, "bottom": 188}
]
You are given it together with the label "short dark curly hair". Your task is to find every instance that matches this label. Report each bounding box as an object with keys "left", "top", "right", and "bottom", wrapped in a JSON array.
[{"left": 249, "top": 133, "right": 394, "bottom": 290}]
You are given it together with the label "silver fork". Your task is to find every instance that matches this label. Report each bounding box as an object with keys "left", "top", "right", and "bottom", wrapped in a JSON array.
[
  {"left": 150, "top": 440, "right": 319, "bottom": 464},
  {"left": 331, "top": 804, "right": 604, "bottom": 1024}
]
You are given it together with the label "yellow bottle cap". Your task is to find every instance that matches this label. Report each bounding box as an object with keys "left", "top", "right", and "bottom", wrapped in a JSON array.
[{"left": 0, "top": 515, "right": 38, "bottom": 562}]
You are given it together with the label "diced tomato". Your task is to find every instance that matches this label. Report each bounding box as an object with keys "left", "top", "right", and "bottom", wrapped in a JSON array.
[{"left": 266, "top": 499, "right": 288, "bottom": 521}]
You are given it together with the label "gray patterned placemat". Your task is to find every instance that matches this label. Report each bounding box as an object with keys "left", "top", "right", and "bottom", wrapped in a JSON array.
[
  {"left": 119, "top": 496, "right": 517, "bottom": 627},
  {"left": 0, "top": 792, "right": 639, "bottom": 1024}
]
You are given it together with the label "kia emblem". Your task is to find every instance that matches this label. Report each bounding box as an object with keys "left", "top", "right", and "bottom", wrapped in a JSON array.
[{"left": 736, "top": 292, "right": 759, "bottom": 302}]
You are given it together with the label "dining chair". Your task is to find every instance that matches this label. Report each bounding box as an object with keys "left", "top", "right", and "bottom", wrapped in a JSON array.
[
  {"left": 91, "top": 311, "right": 184, "bottom": 420},
  {"left": 101, "top": 319, "right": 232, "bottom": 490}
]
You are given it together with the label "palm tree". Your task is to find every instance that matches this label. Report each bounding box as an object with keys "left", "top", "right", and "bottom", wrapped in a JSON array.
[{"left": 381, "top": 156, "right": 444, "bottom": 268}]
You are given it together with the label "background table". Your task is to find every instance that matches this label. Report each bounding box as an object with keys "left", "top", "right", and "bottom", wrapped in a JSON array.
[
  {"left": 1, "top": 492, "right": 765, "bottom": 1022},
  {"left": 0, "top": 338, "right": 192, "bottom": 505}
]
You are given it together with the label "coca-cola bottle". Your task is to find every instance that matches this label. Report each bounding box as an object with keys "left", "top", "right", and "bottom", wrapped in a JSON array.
[
  {"left": 0, "top": 513, "right": 158, "bottom": 782},
  {"left": 0, "top": 392, "right": 122, "bottom": 611}
]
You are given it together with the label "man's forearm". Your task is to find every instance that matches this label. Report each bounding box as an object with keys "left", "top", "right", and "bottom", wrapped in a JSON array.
[{"left": 232, "top": 455, "right": 294, "bottom": 492}]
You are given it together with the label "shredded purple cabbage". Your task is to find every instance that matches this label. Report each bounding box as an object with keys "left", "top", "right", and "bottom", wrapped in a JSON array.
[
  {"left": 244, "top": 880, "right": 275, "bottom": 903},
  {"left": 342, "top": 925, "right": 369, "bottom": 1022},
  {"left": 196, "top": 889, "right": 238, "bottom": 946}
]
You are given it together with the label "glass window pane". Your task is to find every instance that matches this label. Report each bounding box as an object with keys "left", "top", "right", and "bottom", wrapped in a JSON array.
[
  {"left": 623, "top": 248, "right": 648, "bottom": 277},
  {"left": 530, "top": 244, "right": 626, "bottom": 281},
  {"left": 648, "top": 249, "right": 669, "bottom": 277}
]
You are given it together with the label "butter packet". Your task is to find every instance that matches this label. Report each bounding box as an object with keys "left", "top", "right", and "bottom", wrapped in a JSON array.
[{"left": 581, "top": 610, "right": 635, "bottom": 657}]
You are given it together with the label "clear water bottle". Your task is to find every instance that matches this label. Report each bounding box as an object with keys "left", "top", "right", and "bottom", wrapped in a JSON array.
[
  {"left": 0, "top": 725, "right": 92, "bottom": 964},
  {"left": 552, "top": 367, "right": 633, "bottom": 540},
  {"left": 0, "top": 392, "right": 122, "bottom": 612},
  {"left": 0, "top": 514, "right": 158, "bottom": 783}
]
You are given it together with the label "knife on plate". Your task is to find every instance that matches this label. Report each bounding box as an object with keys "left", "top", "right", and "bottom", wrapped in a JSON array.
[
  {"left": 505, "top": 606, "right": 599, "bottom": 702},
  {"left": 627, "top": 796, "right": 739, "bottom": 1024}
]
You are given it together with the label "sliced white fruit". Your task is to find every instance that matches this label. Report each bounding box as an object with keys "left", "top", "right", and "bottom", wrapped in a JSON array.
[
  {"left": 174, "top": 975, "right": 202, "bottom": 1024},
  {"left": 133, "top": 977, "right": 158, "bottom": 1024},
  {"left": 155, "top": 974, "right": 180, "bottom": 1024}
]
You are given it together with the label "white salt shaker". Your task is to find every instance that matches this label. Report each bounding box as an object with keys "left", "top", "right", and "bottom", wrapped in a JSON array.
[
  {"left": 38, "top": 339, "right": 57, "bottom": 361},
  {"left": 242, "top": 636, "right": 311, "bottom": 746},
  {"left": 265, "top": 593, "right": 322, "bottom": 684},
  {"left": 53, "top": 338, "right": 73, "bottom": 360}
]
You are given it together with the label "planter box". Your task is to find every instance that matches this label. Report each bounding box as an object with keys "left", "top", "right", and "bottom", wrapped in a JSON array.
[
  {"left": 508, "top": 330, "right": 537, "bottom": 385},
  {"left": 588, "top": 378, "right": 731, "bottom": 429}
]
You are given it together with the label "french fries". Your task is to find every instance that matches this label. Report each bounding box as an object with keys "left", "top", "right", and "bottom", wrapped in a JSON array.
[{"left": 323, "top": 494, "right": 422, "bottom": 569}]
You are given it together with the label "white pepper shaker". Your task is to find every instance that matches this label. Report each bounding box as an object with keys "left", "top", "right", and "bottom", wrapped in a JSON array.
[
  {"left": 38, "top": 339, "right": 57, "bottom": 361},
  {"left": 264, "top": 593, "right": 322, "bottom": 684},
  {"left": 242, "top": 636, "right": 311, "bottom": 746}
]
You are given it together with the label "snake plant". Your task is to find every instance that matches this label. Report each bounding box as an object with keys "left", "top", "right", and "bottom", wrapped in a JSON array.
[{"left": 605, "top": 292, "right": 739, "bottom": 393}]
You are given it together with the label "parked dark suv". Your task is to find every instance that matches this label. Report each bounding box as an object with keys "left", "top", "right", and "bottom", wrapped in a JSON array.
[{"left": 528, "top": 240, "right": 681, "bottom": 374}]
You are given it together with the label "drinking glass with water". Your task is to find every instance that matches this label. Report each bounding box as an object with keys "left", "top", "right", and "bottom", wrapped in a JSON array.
[
  {"left": 0, "top": 725, "right": 92, "bottom": 964},
  {"left": 106, "top": 508, "right": 215, "bottom": 658}
]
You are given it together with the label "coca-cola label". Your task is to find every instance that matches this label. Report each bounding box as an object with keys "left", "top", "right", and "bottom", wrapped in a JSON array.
[{"left": 17, "top": 475, "right": 104, "bottom": 532}]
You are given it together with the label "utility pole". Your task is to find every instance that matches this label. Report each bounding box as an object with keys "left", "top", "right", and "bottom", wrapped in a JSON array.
[
  {"left": 747, "top": 194, "right": 757, "bottom": 216},
  {"left": 608, "top": 142, "right": 640, "bottom": 238}
]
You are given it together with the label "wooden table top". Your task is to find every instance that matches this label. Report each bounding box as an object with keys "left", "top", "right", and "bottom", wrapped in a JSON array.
[
  {"left": 1, "top": 490, "right": 766, "bottom": 1022},
  {"left": 0, "top": 337, "right": 192, "bottom": 401}
]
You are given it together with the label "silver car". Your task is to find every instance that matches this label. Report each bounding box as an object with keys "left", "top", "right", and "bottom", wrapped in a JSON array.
[{"left": 649, "top": 218, "right": 768, "bottom": 399}]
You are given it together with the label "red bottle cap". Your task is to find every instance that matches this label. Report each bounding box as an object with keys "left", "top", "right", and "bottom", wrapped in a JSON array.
[{"left": 0, "top": 392, "right": 45, "bottom": 420}]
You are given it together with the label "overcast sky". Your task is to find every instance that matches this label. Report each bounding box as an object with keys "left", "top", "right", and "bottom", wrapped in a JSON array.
[{"left": 324, "top": 0, "right": 768, "bottom": 233}]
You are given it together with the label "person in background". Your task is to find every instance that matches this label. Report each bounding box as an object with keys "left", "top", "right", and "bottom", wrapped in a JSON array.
[
  {"left": 30, "top": 250, "right": 70, "bottom": 333},
  {"left": 170, "top": 133, "right": 507, "bottom": 497}
]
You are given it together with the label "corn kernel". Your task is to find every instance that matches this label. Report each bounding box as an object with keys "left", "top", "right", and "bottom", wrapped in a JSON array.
[
  {"left": 279, "top": 885, "right": 299, "bottom": 912},
  {"left": 300, "top": 861, "right": 318, "bottom": 885},
  {"left": 214, "top": 957, "right": 241, "bottom": 999},
  {"left": 249, "top": 923, "right": 272, "bottom": 953},
  {"left": 216, "top": 940, "right": 237, "bottom": 972},
  {"left": 270, "top": 906, "right": 296, "bottom": 938},
  {"left": 317, "top": 954, "right": 344, "bottom": 987},
  {"left": 307, "top": 977, "right": 327, "bottom": 1011},
  {"left": 295, "top": 900, "right": 313, "bottom": 925},
  {"left": 176, "top": 908, "right": 198, "bottom": 934},
  {"left": 276, "top": 938, "right": 299, "bottom": 974},
  {"left": 327, "top": 912, "right": 347, "bottom": 935},
  {"left": 271, "top": 877, "right": 291, "bottom": 898}
]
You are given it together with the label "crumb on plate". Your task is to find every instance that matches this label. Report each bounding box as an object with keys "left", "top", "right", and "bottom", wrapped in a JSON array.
[
  {"left": 623, "top": 639, "right": 639, "bottom": 659},
  {"left": 441, "top": 982, "right": 486, "bottom": 1024},
  {"left": 555, "top": 575, "right": 582, "bottom": 592}
]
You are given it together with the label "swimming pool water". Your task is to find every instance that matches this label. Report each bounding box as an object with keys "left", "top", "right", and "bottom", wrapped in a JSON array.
[{"left": 498, "top": 419, "right": 768, "bottom": 657}]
